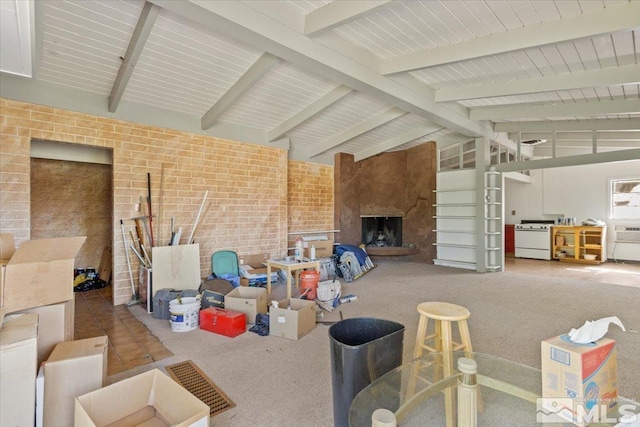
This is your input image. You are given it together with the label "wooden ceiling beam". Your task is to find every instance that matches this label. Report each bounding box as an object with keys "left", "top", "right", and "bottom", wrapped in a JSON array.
[{"left": 108, "top": 2, "right": 160, "bottom": 113}]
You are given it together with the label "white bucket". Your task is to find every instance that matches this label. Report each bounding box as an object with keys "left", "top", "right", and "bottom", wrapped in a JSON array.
[
  {"left": 169, "top": 297, "right": 200, "bottom": 332},
  {"left": 317, "top": 283, "right": 332, "bottom": 302}
]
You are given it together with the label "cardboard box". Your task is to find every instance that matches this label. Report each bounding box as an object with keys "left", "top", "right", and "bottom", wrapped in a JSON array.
[
  {"left": 18, "top": 300, "right": 74, "bottom": 365},
  {"left": 74, "top": 368, "right": 209, "bottom": 427},
  {"left": 44, "top": 336, "right": 108, "bottom": 427},
  {"left": 303, "top": 235, "right": 334, "bottom": 259},
  {"left": 2, "top": 236, "right": 86, "bottom": 313},
  {"left": 0, "top": 313, "right": 38, "bottom": 427},
  {"left": 269, "top": 298, "right": 316, "bottom": 340},
  {"left": 200, "top": 307, "right": 246, "bottom": 337},
  {"left": 224, "top": 287, "right": 267, "bottom": 324},
  {"left": 36, "top": 364, "right": 44, "bottom": 427},
  {"left": 239, "top": 253, "right": 279, "bottom": 286},
  {"left": 541, "top": 334, "right": 618, "bottom": 426},
  {"left": 0, "top": 232, "right": 15, "bottom": 261}
]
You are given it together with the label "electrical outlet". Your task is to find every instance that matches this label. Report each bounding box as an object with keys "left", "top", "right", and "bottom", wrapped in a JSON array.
[{"left": 511, "top": 210, "right": 516, "bottom": 215}]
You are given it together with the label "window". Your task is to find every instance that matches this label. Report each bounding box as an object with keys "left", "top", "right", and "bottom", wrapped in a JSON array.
[{"left": 610, "top": 178, "right": 640, "bottom": 219}]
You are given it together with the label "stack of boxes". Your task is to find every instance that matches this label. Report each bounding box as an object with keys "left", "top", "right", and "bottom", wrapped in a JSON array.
[
  {"left": 1, "top": 233, "right": 210, "bottom": 426},
  {"left": 0, "top": 234, "right": 89, "bottom": 426}
]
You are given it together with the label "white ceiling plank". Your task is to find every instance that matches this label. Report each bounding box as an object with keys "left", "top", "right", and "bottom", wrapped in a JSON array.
[
  {"left": 108, "top": 2, "right": 160, "bottom": 113},
  {"left": 308, "top": 107, "right": 407, "bottom": 158},
  {"left": 380, "top": 1, "right": 640, "bottom": 74},
  {"left": 354, "top": 123, "right": 444, "bottom": 161},
  {"left": 201, "top": 52, "right": 280, "bottom": 130},
  {"left": 149, "top": 0, "right": 488, "bottom": 137},
  {"left": 0, "top": 71, "right": 280, "bottom": 148},
  {"left": 436, "top": 64, "right": 640, "bottom": 102},
  {"left": 612, "top": 30, "right": 637, "bottom": 67},
  {"left": 303, "top": 1, "right": 391, "bottom": 37},
  {"left": 471, "top": 98, "right": 640, "bottom": 120},
  {"left": 268, "top": 85, "right": 353, "bottom": 141},
  {"left": 572, "top": 37, "right": 601, "bottom": 70},
  {"left": 241, "top": 1, "right": 305, "bottom": 33}
]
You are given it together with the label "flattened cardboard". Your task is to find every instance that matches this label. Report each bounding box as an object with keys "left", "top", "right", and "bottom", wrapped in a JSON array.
[
  {"left": 269, "top": 298, "right": 316, "bottom": 340},
  {"left": 3, "top": 236, "right": 86, "bottom": 313},
  {"left": 45, "top": 336, "right": 108, "bottom": 427},
  {"left": 303, "top": 237, "right": 334, "bottom": 259},
  {"left": 0, "top": 313, "right": 38, "bottom": 427},
  {"left": 74, "top": 369, "right": 209, "bottom": 427},
  {"left": 151, "top": 244, "right": 200, "bottom": 296}
]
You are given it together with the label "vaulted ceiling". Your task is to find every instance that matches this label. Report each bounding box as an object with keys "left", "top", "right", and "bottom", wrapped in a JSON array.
[{"left": 1, "top": 0, "right": 639, "bottom": 165}]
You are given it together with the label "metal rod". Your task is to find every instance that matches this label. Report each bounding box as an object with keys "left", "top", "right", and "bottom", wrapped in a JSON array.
[{"left": 120, "top": 219, "right": 138, "bottom": 302}]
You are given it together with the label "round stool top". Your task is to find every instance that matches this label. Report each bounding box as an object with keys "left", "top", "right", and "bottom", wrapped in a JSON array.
[{"left": 417, "top": 302, "right": 470, "bottom": 321}]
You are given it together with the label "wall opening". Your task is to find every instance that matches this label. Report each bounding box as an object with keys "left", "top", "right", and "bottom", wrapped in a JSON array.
[
  {"left": 30, "top": 140, "right": 113, "bottom": 285},
  {"left": 362, "top": 216, "right": 402, "bottom": 247}
]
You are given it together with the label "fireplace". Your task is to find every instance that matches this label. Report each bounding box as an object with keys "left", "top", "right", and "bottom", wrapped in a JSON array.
[{"left": 362, "top": 216, "right": 402, "bottom": 247}]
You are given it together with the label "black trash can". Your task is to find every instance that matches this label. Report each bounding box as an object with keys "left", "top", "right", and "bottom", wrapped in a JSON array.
[{"left": 329, "top": 317, "right": 404, "bottom": 427}]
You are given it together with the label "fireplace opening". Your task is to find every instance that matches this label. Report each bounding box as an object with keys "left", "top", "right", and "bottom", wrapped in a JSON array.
[{"left": 362, "top": 216, "right": 402, "bottom": 247}]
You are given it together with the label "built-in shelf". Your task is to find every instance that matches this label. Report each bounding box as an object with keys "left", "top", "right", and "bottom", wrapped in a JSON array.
[
  {"left": 433, "top": 188, "right": 475, "bottom": 193},
  {"left": 433, "top": 203, "right": 476, "bottom": 207},
  {"left": 432, "top": 243, "right": 476, "bottom": 248},
  {"left": 433, "top": 229, "right": 476, "bottom": 234}
]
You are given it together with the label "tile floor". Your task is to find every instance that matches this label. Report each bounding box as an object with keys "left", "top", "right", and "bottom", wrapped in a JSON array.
[
  {"left": 74, "top": 285, "right": 173, "bottom": 376},
  {"left": 75, "top": 258, "right": 639, "bottom": 377}
]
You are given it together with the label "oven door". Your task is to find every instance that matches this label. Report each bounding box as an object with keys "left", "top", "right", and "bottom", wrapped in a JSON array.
[{"left": 515, "top": 229, "right": 551, "bottom": 260}]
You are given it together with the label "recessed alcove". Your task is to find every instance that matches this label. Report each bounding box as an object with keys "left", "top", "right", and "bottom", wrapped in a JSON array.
[{"left": 334, "top": 143, "right": 437, "bottom": 262}]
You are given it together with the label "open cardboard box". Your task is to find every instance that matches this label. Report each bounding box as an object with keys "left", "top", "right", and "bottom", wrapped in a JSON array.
[
  {"left": 239, "top": 253, "right": 278, "bottom": 286},
  {"left": 74, "top": 369, "right": 209, "bottom": 427},
  {"left": 269, "top": 298, "right": 316, "bottom": 340},
  {"left": 224, "top": 286, "right": 267, "bottom": 324},
  {"left": 1, "top": 235, "right": 86, "bottom": 313}
]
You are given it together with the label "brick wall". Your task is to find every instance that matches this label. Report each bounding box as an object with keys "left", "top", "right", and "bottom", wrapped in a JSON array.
[
  {"left": 287, "top": 160, "right": 335, "bottom": 249},
  {"left": 1, "top": 98, "right": 333, "bottom": 305},
  {"left": 31, "top": 158, "right": 112, "bottom": 270}
]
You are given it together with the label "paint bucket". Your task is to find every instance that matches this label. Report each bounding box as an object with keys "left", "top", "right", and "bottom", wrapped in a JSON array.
[
  {"left": 300, "top": 270, "right": 320, "bottom": 300},
  {"left": 169, "top": 297, "right": 201, "bottom": 332},
  {"left": 317, "top": 282, "right": 332, "bottom": 302}
]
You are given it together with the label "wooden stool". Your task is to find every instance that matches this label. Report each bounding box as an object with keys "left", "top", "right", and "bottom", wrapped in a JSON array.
[
  {"left": 413, "top": 301, "right": 473, "bottom": 359},
  {"left": 410, "top": 302, "right": 476, "bottom": 427}
]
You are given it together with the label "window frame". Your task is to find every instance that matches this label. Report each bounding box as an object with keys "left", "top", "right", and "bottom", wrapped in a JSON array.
[{"left": 609, "top": 177, "right": 640, "bottom": 220}]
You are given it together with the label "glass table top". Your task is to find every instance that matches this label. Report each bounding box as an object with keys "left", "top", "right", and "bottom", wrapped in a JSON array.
[{"left": 349, "top": 352, "right": 640, "bottom": 427}]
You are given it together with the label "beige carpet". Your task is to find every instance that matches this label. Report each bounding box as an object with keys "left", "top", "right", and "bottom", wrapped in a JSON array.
[{"left": 114, "top": 260, "right": 640, "bottom": 427}]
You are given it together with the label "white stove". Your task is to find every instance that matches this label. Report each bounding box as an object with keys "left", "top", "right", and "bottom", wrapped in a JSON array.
[{"left": 515, "top": 221, "right": 554, "bottom": 260}]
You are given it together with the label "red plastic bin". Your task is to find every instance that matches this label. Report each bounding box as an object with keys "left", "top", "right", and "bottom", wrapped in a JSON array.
[{"left": 199, "top": 307, "right": 246, "bottom": 338}]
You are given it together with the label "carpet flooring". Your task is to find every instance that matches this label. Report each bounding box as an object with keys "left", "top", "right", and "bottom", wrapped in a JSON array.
[{"left": 112, "top": 258, "right": 640, "bottom": 426}]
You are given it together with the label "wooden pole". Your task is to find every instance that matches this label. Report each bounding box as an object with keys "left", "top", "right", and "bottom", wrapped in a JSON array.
[{"left": 188, "top": 190, "right": 208, "bottom": 244}]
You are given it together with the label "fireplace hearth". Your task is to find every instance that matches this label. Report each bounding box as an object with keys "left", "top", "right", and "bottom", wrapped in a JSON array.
[{"left": 362, "top": 216, "right": 402, "bottom": 247}]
